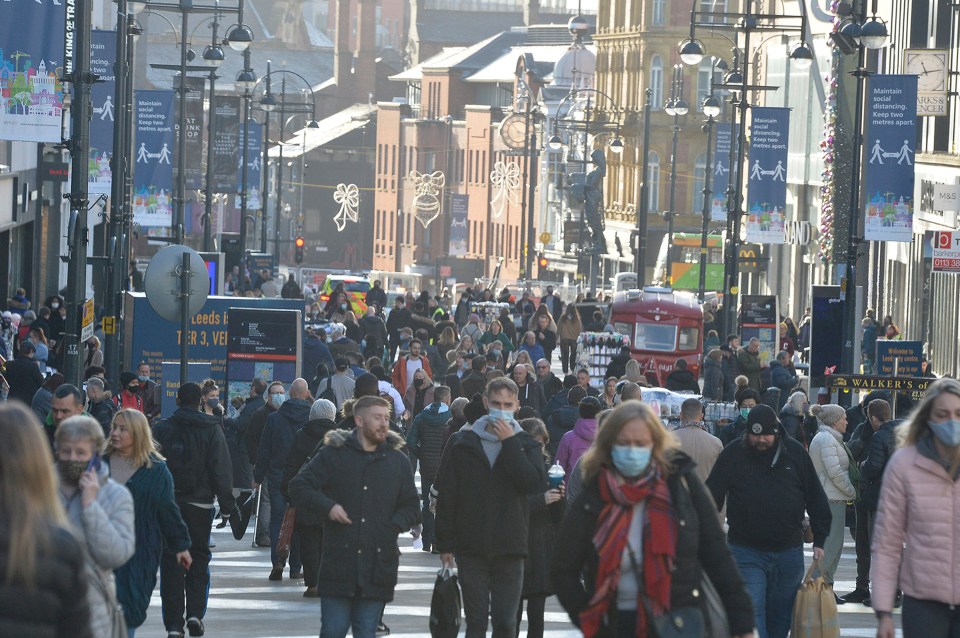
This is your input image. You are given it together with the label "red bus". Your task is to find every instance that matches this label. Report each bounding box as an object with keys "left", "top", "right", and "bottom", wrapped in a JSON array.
[{"left": 609, "top": 286, "right": 704, "bottom": 387}]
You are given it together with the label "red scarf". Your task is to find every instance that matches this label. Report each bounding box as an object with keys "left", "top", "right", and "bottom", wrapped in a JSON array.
[{"left": 579, "top": 465, "right": 677, "bottom": 638}]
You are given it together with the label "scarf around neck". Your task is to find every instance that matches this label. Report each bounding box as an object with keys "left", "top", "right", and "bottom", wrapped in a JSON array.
[{"left": 579, "top": 465, "right": 677, "bottom": 638}]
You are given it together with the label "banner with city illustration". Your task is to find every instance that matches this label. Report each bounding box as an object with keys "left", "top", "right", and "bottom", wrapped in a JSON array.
[
  {"left": 863, "top": 74, "right": 917, "bottom": 242},
  {"left": 711, "top": 123, "right": 733, "bottom": 221},
  {"left": 133, "top": 90, "right": 175, "bottom": 232},
  {"left": 88, "top": 31, "right": 116, "bottom": 196},
  {"left": 0, "top": 0, "right": 66, "bottom": 142},
  {"left": 234, "top": 120, "right": 262, "bottom": 210},
  {"left": 745, "top": 107, "right": 790, "bottom": 244}
]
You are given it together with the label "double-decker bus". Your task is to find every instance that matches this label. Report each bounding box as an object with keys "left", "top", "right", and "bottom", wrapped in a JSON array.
[{"left": 652, "top": 233, "right": 724, "bottom": 292}]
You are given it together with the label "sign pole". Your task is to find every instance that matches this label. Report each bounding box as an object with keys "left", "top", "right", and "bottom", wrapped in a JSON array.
[{"left": 180, "top": 251, "right": 192, "bottom": 384}]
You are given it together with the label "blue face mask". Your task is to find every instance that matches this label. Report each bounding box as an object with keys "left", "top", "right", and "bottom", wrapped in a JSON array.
[
  {"left": 611, "top": 445, "right": 652, "bottom": 478},
  {"left": 488, "top": 408, "right": 514, "bottom": 422},
  {"left": 271, "top": 393, "right": 286, "bottom": 408},
  {"left": 930, "top": 419, "right": 960, "bottom": 447}
]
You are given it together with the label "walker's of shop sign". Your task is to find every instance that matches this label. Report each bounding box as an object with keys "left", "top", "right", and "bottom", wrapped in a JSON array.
[
  {"left": 826, "top": 374, "right": 932, "bottom": 394},
  {"left": 930, "top": 230, "right": 960, "bottom": 273}
]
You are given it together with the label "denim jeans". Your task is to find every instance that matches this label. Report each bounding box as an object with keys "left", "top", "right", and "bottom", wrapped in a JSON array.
[
  {"left": 268, "top": 485, "right": 301, "bottom": 572},
  {"left": 319, "top": 595, "right": 383, "bottom": 638},
  {"left": 729, "top": 544, "right": 804, "bottom": 638},
  {"left": 457, "top": 554, "right": 525, "bottom": 638},
  {"left": 420, "top": 478, "right": 434, "bottom": 550}
]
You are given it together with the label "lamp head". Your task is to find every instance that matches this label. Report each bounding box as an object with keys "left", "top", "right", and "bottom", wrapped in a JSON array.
[
  {"left": 226, "top": 23, "right": 254, "bottom": 51},
  {"left": 235, "top": 68, "right": 257, "bottom": 90},
  {"left": 859, "top": 17, "right": 889, "bottom": 49},
  {"left": 723, "top": 68, "right": 744, "bottom": 86},
  {"left": 127, "top": 0, "right": 145, "bottom": 13},
  {"left": 702, "top": 95, "right": 721, "bottom": 118},
  {"left": 260, "top": 92, "right": 277, "bottom": 112},
  {"left": 548, "top": 134, "right": 563, "bottom": 151},
  {"left": 674, "top": 98, "right": 689, "bottom": 116},
  {"left": 664, "top": 99, "right": 677, "bottom": 116},
  {"left": 790, "top": 41, "right": 814, "bottom": 69},
  {"left": 609, "top": 137, "right": 624, "bottom": 154},
  {"left": 678, "top": 38, "right": 705, "bottom": 66},
  {"left": 202, "top": 43, "right": 225, "bottom": 67}
]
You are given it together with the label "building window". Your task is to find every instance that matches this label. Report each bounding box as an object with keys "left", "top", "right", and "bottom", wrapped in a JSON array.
[
  {"left": 649, "top": 55, "right": 664, "bottom": 109},
  {"left": 652, "top": 0, "right": 666, "bottom": 25},
  {"left": 699, "top": 0, "right": 728, "bottom": 24},
  {"left": 696, "top": 60, "right": 723, "bottom": 112},
  {"left": 692, "top": 152, "right": 707, "bottom": 213},
  {"left": 647, "top": 151, "right": 660, "bottom": 211}
]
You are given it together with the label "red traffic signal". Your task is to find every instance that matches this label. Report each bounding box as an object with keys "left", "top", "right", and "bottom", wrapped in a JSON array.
[
  {"left": 537, "top": 253, "right": 548, "bottom": 269},
  {"left": 295, "top": 236, "right": 305, "bottom": 248}
]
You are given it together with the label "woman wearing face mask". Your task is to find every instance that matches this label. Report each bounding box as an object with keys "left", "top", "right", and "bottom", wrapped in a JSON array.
[
  {"left": 343, "top": 310, "right": 363, "bottom": 343},
  {"left": 106, "top": 409, "right": 192, "bottom": 636},
  {"left": 200, "top": 379, "right": 224, "bottom": 420},
  {"left": 114, "top": 371, "right": 145, "bottom": 412},
  {"left": 872, "top": 378, "right": 960, "bottom": 638},
  {"left": 402, "top": 369, "right": 435, "bottom": 423},
  {"left": 553, "top": 401, "right": 755, "bottom": 638},
  {"left": 55, "top": 415, "right": 136, "bottom": 638}
]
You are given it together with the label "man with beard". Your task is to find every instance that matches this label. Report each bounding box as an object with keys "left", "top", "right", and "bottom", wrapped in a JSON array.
[{"left": 706, "top": 404, "right": 831, "bottom": 638}]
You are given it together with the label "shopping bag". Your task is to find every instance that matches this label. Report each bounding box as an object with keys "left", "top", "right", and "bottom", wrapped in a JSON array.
[
  {"left": 277, "top": 506, "right": 297, "bottom": 563},
  {"left": 791, "top": 560, "right": 840, "bottom": 638},
  {"left": 429, "top": 567, "right": 462, "bottom": 638},
  {"left": 229, "top": 489, "right": 257, "bottom": 540}
]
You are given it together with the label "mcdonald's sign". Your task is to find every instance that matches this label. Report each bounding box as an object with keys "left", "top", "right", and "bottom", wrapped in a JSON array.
[{"left": 737, "top": 243, "right": 765, "bottom": 273}]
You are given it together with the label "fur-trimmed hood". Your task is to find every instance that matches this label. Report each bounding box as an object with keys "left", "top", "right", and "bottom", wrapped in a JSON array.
[{"left": 323, "top": 428, "right": 406, "bottom": 451}]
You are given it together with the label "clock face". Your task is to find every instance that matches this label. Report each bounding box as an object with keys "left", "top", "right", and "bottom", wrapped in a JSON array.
[
  {"left": 499, "top": 114, "right": 528, "bottom": 150},
  {"left": 904, "top": 49, "right": 948, "bottom": 92}
]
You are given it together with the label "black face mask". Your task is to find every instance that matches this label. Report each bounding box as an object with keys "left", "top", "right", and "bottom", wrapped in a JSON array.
[{"left": 413, "top": 378, "right": 424, "bottom": 388}]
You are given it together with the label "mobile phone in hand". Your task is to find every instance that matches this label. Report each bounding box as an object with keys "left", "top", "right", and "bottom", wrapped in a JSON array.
[{"left": 86, "top": 454, "right": 102, "bottom": 474}]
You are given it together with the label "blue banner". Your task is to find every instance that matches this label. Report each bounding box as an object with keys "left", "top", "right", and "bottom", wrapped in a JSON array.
[
  {"left": 235, "top": 120, "right": 262, "bottom": 210},
  {"left": 864, "top": 74, "right": 917, "bottom": 243},
  {"left": 133, "top": 90, "right": 175, "bottom": 231},
  {"left": 88, "top": 30, "right": 115, "bottom": 195},
  {"left": 449, "top": 193, "right": 468, "bottom": 256},
  {"left": 0, "top": 0, "right": 66, "bottom": 142},
  {"left": 711, "top": 123, "right": 732, "bottom": 221},
  {"left": 745, "top": 107, "right": 790, "bottom": 244}
]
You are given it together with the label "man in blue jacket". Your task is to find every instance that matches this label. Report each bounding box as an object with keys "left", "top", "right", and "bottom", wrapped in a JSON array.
[{"left": 255, "top": 378, "right": 312, "bottom": 581}]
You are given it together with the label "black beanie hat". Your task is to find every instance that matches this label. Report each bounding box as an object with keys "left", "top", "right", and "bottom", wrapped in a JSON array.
[{"left": 746, "top": 404, "right": 779, "bottom": 436}]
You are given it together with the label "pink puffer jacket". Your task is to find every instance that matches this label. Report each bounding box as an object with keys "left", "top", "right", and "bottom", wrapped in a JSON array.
[{"left": 870, "top": 445, "right": 960, "bottom": 612}]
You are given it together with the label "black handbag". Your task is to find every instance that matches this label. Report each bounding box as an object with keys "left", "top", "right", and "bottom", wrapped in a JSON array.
[{"left": 429, "top": 567, "right": 462, "bottom": 638}]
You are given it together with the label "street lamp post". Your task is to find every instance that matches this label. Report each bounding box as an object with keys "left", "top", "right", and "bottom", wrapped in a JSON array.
[
  {"left": 235, "top": 47, "right": 256, "bottom": 292},
  {"left": 201, "top": 11, "right": 225, "bottom": 252},
  {"left": 678, "top": 0, "right": 812, "bottom": 334},
  {"left": 698, "top": 60, "right": 724, "bottom": 303},
  {"left": 636, "top": 88, "right": 652, "bottom": 284},
  {"left": 663, "top": 65, "right": 689, "bottom": 286},
  {"left": 838, "top": 0, "right": 889, "bottom": 382}
]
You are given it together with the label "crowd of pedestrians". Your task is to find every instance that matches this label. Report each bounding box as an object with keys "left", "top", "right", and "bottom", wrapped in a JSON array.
[{"left": 1, "top": 282, "right": 958, "bottom": 638}]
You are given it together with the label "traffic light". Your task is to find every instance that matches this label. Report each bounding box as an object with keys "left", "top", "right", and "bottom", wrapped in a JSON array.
[
  {"left": 537, "top": 252, "right": 548, "bottom": 270},
  {"left": 295, "top": 236, "right": 305, "bottom": 264}
]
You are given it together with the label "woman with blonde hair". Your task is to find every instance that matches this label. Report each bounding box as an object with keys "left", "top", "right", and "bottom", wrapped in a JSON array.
[
  {"left": 0, "top": 403, "right": 93, "bottom": 637},
  {"left": 553, "top": 401, "right": 754, "bottom": 638},
  {"left": 620, "top": 358, "right": 648, "bottom": 387},
  {"left": 872, "top": 378, "right": 960, "bottom": 638},
  {"left": 106, "top": 409, "right": 192, "bottom": 636},
  {"left": 55, "top": 415, "right": 135, "bottom": 638}
]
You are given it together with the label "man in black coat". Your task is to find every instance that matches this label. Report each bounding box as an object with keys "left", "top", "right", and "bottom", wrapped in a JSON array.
[
  {"left": 434, "top": 377, "right": 545, "bottom": 638},
  {"left": 246, "top": 381, "right": 282, "bottom": 547},
  {"left": 663, "top": 358, "right": 700, "bottom": 394},
  {"left": 604, "top": 346, "right": 633, "bottom": 380},
  {"left": 153, "top": 382, "right": 235, "bottom": 638},
  {"left": 535, "top": 358, "right": 563, "bottom": 400},
  {"left": 459, "top": 355, "right": 488, "bottom": 403},
  {"left": 255, "top": 378, "right": 312, "bottom": 581},
  {"left": 365, "top": 279, "right": 388, "bottom": 312},
  {"left": 406, "top": 385, "right": 451, "bottom": 553},
  {"left": 289, "top": 396, "right": 420, "bottom": 638},
  {"left": 4, "top": 340, "right": 43, "bottom": 405},
  {"left": 385, "top": 296, "right": 412, "bottom": 363},
  {"left": 707, "top": 404, "right": 831, "bottom": 638}
]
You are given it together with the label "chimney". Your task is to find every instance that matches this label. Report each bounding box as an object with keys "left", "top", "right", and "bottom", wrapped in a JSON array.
[
  {"left": 524, "top": 0, "right": 540, "bottom": 26},
  {"left": 334, "top": 0, "right": 353, "bottom": 88}
]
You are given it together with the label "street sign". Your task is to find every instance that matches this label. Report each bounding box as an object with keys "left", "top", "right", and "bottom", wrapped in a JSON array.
[
  {"left": 875, "top": 340, "right": 923, "bottom": 377},
  {"left": 931, "top": 230, "right": 960, "bottom": 272},
  {"left": 826, "top": 374, "right": 932, "bottom": 394},
  {"left": 80, "top": 298, "right": 95, "bottom": 342},
  {"left": 933, "top": 184, "right": 960, "bottom": 211},
  {"left": 103, "top": 316, "right": 116, "bottom": 335}
]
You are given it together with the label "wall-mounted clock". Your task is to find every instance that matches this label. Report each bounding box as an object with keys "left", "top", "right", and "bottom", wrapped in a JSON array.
[
  {"left": 904, "top": 49, "right": 948, "bottom": 93},
  {"left": 499, "top": 113, "right": 528, "bottom": 150}
]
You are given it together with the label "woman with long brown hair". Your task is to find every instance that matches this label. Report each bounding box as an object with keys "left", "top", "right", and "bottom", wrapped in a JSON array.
[
  {"left": 0, "top": 403, "right": 93, "bottom": 637},
  {"left": 553, "top": 401, "right": 754, "bottom": 638}
]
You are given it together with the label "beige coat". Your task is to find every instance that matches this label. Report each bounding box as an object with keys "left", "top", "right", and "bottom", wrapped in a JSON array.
[{"left": 671, "top": 424, "right": 723, "bottom": 484}]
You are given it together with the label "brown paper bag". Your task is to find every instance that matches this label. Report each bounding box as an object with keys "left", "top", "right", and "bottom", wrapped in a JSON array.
[{"left": 791, "top": 560, "right": 840, "bottom": 638}]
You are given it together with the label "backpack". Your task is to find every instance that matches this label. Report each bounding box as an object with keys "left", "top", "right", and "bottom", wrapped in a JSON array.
[
  {"left": 164, "top": 424, "right": 205, "bottom": 496},
  {"left": 319, "top": 374, "right": 337, "bottom": 405}
]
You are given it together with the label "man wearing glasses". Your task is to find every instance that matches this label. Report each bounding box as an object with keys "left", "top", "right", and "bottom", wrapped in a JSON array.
[{"left": 534, "top": 358, "right": 562, "bottom": 399}]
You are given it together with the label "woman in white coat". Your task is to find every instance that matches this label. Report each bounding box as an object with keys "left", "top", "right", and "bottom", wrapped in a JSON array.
[
  {"left": 808, "top": 404, "right": 857, "bottom": 600},
  {"left": 56, "top": 415, "right": 136, "bottom": 637}
]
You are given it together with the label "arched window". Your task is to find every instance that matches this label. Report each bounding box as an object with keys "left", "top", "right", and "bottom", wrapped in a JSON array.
[
  {"left": 649, "top": 55, "right": 664, "bottom": 109},
  {"left": 692, "top": 152, "right": 707, "bottom": 213},
  {"left": 647, "top": 151, "right": 660, "bottom": 211}
]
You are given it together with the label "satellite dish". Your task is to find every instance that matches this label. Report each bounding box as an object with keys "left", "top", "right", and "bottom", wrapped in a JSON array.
[{"left": 143, "top": 244, "right": 210, "bottom": 322}]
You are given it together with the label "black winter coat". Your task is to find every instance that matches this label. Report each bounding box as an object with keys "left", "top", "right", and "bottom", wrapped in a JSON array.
[
  {"left": 255, "top": 399, "right": 313, "bottom": 486},
  {"left": 516, "top": 382, "right": 546, "bottom": 416},
  {"left": 153, "top": 407, "right": 236, "bottom": 512},
  {"left": 552, "top": 454, "right": 755, "bottom": 636},
  {"left": 719, "top": 347, "right": 739, "bottom": 401},
  {"left": 288, "top": 429, "right": 421, "bottom": 601},
  {"left": 245, "top": 402, "right": 276, "bottom": 465},
  {"left": 87, "top": 399, "right": 117, "bottom": 438},
  {"left": 524, "top": 460, "right": 564, "bottom": 596},
  {"left": 434, "top": 423, "right": 545, "bottom": 557},
  {"left": 604, "top": 353, "right": 631, "bottom": 381},
  {"left": 701, "top": 357, "right": 724, "bottom": 401},
  {"left": 407, "top": 402, "right": 450, "bottom": 482},
  {"left": 859, "top": 420, "right": 900, "bottom": 511},
  {"left": 459, "top": 371, "right": 488, "bottom": 402},
  {"left": 0, "top": 525, "right": 93, "bottom": 638},
  {"left": 665, "top": 369, "right": 700, "bottom": 394},
  {"left": 541, "top": 389, "right": 568, "bottom": 422},
  {"left": 281, "top": 418, "right": 338, "bottom": 523},
  {"left": 548, "top": 405, "right": 578, "bottom": 460}
]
